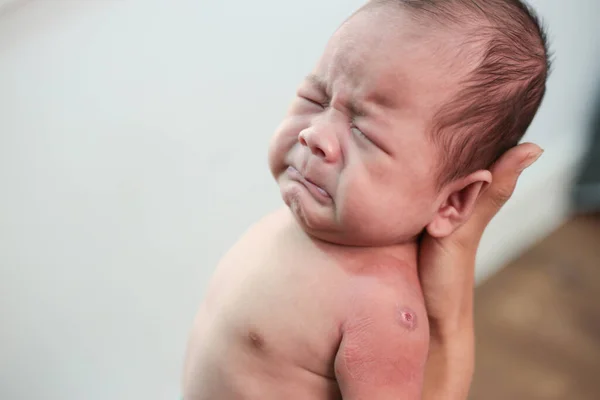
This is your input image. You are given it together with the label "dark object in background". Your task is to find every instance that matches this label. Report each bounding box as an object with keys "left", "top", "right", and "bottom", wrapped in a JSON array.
[{"left": 573, "top": 85, "right": 600, "bottom": 213}]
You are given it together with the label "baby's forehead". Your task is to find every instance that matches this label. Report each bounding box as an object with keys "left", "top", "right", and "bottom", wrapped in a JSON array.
[
  {"left": 316, "top": 49, "right": 462, "bottom": 119},
  {"left": 330, "top": 5, "right": 479, "bottom": 72}
]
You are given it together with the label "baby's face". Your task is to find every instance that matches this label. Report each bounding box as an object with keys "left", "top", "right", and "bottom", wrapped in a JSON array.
[{"left": 269, "top": 6, "right": 463, "bottom": 246}]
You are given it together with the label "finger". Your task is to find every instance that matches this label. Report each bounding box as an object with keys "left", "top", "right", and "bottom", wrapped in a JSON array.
[{"left": 471, "top": 142, "right": 543, "bottom": 229}]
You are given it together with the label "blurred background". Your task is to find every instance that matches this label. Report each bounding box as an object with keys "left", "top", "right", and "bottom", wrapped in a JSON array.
[{"left": 0, "top": 1, "right": 598, "bottom": 399}]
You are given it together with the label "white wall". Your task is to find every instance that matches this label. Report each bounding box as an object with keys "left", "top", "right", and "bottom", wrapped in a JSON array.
[{"left": 0, "top": 1, "right": 598, "bottom": 399}]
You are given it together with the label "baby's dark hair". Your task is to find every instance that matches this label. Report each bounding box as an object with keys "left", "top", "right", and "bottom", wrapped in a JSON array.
[{"left": 369, "top": 0, "right": 552, "bottom": 186}]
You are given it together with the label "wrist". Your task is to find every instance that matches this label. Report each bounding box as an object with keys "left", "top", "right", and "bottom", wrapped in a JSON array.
[
  {"left": 428, "top": 290, "right": 474, "bottom": 341},
  {"left": 430, "top": 311, "right": 473, "bottom": 340},
  {"left": 424, "top": 325, "right": 475, "bottom": 400},
  {"left": 429, "top": 321, "right": 474, "bottom": 356}
]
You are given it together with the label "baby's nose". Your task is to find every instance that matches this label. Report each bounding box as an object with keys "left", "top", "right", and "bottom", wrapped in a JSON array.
[{"left": 298, "top": 129, "right": 340, "bottom": 163}]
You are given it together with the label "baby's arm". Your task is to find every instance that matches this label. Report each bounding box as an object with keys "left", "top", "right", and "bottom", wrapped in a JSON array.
[{"left": 334, "top": 283, "right": 429, "bottom": 400}]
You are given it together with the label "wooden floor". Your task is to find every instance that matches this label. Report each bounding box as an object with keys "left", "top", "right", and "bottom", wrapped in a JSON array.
[{"left": 470, "top": 213, "right": 600, "bottom": 400}]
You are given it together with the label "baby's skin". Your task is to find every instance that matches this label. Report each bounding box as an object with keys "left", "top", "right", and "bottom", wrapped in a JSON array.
[
  {"left": 182, "top": 208, "right": 428, "bottom": 400},
  {"left": 183, "top": 3, "right": 494, "bottom": 399}
]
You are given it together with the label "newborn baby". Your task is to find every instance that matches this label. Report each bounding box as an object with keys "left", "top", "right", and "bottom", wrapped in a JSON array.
[{"left": 183, "top": 1, "right": 550, "bottom": 399}]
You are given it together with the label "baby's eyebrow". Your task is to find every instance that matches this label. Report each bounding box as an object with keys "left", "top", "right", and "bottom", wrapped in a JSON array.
[
  {"left": 304, "top": 73, "right": 394, "bottom": 117},
  {"left": 305, "top": 74, "right": 366, "bottom": 116},
  {"left": 348, "top": 99, "right": 368, "bottom": 118},
  {"left": 305, "top": 74, "right": 328, "bottom": 94}
]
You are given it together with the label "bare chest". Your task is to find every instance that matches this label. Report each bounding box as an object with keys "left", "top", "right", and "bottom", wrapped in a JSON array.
[
  {"left": 184, "top": 210, "right": 420, "bottom": 400},
  {"left": 201, "top": 222, "right": 349, "bottom": 374}
]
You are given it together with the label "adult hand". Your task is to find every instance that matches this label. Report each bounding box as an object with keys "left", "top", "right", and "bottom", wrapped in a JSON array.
[{"left": 419, "top": 142, "right": 544, "bottom": 399}]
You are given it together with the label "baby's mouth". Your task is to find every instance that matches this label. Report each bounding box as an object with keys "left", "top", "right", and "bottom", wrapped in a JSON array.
[{"left": 286, "top": 166, "right": 331, "bottom": 200}]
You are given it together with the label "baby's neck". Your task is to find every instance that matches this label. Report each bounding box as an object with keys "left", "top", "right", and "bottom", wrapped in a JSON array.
[
  {"left": 283, "top": 211, "right": 419, "bottom": 272},
  {"left": 318, "top": 235, "right": 418, "bottom": 265},
  {"left": 313, "top": 234, "right": 419, "bottom": 277}
]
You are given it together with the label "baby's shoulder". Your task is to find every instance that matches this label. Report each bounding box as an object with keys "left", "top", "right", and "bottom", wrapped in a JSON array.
[
  {"left": 344, "top": 252, "right": 423, "bottom": 305},
  {"left": 340, "top": 256, "right": 429, "bottom": 349},
  {"left": 343, "top": 246, "right": 425, "bottom": 306},
  {"left": 346, "top": 251, "right": 421, "bottom": 296},
  {"left": 336, "top": 256, "right": 429, "bottom": 397}
]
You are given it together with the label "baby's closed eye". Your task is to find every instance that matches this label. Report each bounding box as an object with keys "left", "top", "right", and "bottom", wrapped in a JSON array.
[
  {"left": 300, "top": 95, "right": 327, "bottom": 109},
  {"left": 351, "top": 126, "right": 369, "bottom": 140}
]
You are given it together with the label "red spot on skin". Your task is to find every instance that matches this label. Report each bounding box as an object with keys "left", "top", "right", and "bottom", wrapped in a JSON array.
[{"left": 397, "top": 307, "right": 417, "bottom": 331}]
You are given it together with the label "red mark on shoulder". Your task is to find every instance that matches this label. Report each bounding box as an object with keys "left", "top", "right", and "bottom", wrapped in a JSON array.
[{"left": 397, "top": 306, "right": 418, "bottom": 331}]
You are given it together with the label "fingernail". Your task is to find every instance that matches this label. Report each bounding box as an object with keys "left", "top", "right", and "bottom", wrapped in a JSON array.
[{"left": 519, "top": 149, "right": 544, "bottom": 172}]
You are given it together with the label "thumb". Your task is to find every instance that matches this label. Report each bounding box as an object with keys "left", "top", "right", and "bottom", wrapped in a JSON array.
[{"left": 472, "top": 142, "right": 543, "bottom": 229}]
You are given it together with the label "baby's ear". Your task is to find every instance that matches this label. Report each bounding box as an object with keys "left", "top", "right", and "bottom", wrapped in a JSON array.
[{"left": 426, "top": 170, "right": 492, "bottom": 238}]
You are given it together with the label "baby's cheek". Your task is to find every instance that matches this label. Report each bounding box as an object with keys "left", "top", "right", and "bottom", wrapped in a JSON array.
[
  {"left": 337, "top": 169, "right": 376, "bottom": 210},
  {"left": 268, "top": 120, "right": 302, "bottom": 170}
]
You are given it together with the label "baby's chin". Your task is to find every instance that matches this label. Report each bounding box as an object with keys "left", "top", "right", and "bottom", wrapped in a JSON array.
[
  {"left": 285, "top": 202, "right": 400, "bottom": 247},
  {"left": 291, "top": 207, "right": 418, "bottom": 248},
  {"left": 284, "top": 193, "right": 334, "bottom": 234},
  {"left": 279, "top": 180, "right": 415, "bottom": 246}
]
